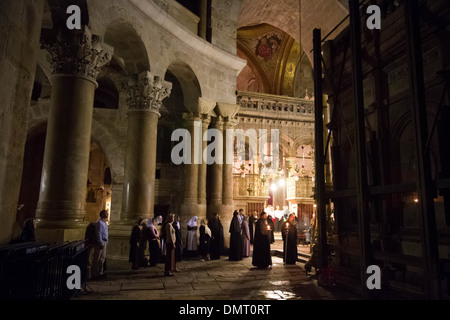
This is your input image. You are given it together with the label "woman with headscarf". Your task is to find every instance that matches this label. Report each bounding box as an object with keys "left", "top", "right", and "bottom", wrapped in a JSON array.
[
  {"left": 208, "top": 212, "right": 224, "bottom": 260},
  {"left": 19, "top": 218, "right": 36, "bottom": 243},
  {"left": 199, "top": 219, "right": 211, "bottom": 261},
  {"left": 241, "top": 214, "right": 251, "bottom": 257},
  {"left": 186, "top": 216, "right": 198, "bottom": 257},
  {"left": 147, "top": 217, "right": 160, "bottom": 266},
  {"left": 229, "top": 210, "right": 243, "bottom": 261},
  {"left": 252, "top": 211, "right": 272, "bottom": 269}
]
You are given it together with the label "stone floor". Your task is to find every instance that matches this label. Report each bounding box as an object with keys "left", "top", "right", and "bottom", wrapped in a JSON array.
[{"left": 73, "top": 235, "right": 360, "bottom": 301}]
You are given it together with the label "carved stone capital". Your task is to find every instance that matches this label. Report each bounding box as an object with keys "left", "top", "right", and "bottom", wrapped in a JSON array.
[
  {"left": 182, "top": 113, "right": 202, "bottom": 124},
  {"left": 42, "top": 26, "right": 113, "bottom": 84},
  {"left": 223, "top": 118, "right": 239, "bottom": 130},
  {"left": 122, "top": 71, "right": 172, "bottom": 114},
  {"left": 201, "top": 114, "right": 211, "bottom": 128},
  {"left": 215, "top": 102, "right": 240, "bottom": 119},
  {"left": 211, "top": 116, "right": 225, "bottom": 130}
]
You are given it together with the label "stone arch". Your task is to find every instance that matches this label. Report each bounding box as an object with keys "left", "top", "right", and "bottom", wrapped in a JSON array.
[
  {"left": 165, "top": 60, "right": 202, "bottom": 114},
  {"left": 103, "top": 20, "right": 150, "bottom": 75},
  {"left": 391, "top": 105, "right": 440, "bottom": 183},
  {"left": 94, "top": 77, "right": 119, "bottom": 109},
  {"left": 280, "top": 134, "right": 296, "bottom": 157},
  {"left": 293, "top": 135, "right": 315, "bottom": 152}
]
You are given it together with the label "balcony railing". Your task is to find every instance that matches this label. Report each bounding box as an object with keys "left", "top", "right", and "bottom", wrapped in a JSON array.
[{"left": 236, "top": 91, "right": 315, "bottom": 117}]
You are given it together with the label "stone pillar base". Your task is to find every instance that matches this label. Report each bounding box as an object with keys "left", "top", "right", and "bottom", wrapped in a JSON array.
[
  {"left": 207, "top": 201, "right": 222, "bottom": 219},
  {"left": 35, "top": 227, "right": 85, "bottom": 243},
  {"left": 107, "top": 224, "right": 134, "bottom": 261},
  {"left": 219, "top": 204, "right": 234, "bottom": 249},
  {"left": 197, "top": 204, "right": 207, "bottom": 222}
]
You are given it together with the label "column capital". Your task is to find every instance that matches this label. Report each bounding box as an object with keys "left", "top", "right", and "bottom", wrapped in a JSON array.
[
  {"left": 198, "top": 97, "right": 217, "bottom": 115},
  {"left": 215, "top": 102, "right": 240, "bottom": 119},
  {"left": 223, "top": 117, "right": 239, "bottom": 130},
  {"left": 42, "top": 26, "right": 113, "bottom": 85},
  {"left": 122, "top": 71, "right": 172, "bottom": 114},
  {"left": 201, "top": 114, "right": 212, "bottom": 128},
  {"left": 211, "top": 116, "right": 225, "bottom": 129},
  {"left": 182, "top": 112, "right": 203, "bottom": 124}
]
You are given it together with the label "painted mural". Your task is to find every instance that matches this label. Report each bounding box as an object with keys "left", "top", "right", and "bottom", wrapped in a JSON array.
[
  {"left": 255, "top": 33, "right": 281, "bottom": 60},
  {"left": 237, "top": 23, "right": 314, "bottom": 98}
]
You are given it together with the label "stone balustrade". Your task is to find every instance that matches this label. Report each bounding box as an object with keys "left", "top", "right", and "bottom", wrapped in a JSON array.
[{"left": 236, "top": 91, "right": 315, "bottom": 117}]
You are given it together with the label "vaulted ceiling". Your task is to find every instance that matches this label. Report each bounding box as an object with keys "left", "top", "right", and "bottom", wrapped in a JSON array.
[
  {"left": 238, "top": 0, "right": 349, "bottom": 64},
  {"left": 236, "top": 0, "right": 348, "bottom": 97}
]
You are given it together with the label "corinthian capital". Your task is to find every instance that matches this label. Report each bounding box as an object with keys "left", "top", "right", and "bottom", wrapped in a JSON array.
[
  {"left": 122, "top": 71, "right": 172, "bottom": 114},
  {"left": 41, "top": 26, "right": 113, "bottom": 83}
]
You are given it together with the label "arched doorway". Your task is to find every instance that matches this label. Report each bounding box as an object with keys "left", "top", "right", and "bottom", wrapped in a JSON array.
[
  {"left": 85, "top": 141, "right": 112, "bottom": 222},
  {"left": 19, "top": 123, "right": 114, "bottom": 225}
]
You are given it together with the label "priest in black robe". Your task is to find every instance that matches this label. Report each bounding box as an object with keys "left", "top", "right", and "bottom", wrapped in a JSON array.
[
  {"left": 229, "top": 210, "right": 243, "bottom": 261},
  {"left": 248, "top": 211, "right": 257, "bottom": 244},
  {"left": 208, "top": 212, "right": 224, "bottom": 260},
  {"left": 281, "top": 213, "right": 298, "bottom": 265},
  {"left": 252, "top": 211, "right": 272, "bottom": 269}
]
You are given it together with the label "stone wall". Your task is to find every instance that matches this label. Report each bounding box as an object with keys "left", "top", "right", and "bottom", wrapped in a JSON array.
[{"left": 0, "top": 0, "right": 44, "bottom": 243}]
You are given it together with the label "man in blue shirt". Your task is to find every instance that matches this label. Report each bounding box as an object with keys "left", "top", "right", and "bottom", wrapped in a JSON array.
[{"left": 92, "top": 210, "right": 109, "bottom": 279}]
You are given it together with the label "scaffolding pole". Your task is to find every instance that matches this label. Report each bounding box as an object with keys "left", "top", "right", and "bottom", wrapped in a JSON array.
[
  {"left": 349, "top": 0, "right": 372, "bottom": 299},
  {"left": 404, "top": 0, "right": 441, "bottom": 300},
  {"left": 313, "top": 28, "right": 328, "bottom": 271}
]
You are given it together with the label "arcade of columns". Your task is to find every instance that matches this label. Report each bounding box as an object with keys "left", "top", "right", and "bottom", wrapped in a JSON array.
[{"left": 33, "top": 25, "right": 241, "bottom": 257}]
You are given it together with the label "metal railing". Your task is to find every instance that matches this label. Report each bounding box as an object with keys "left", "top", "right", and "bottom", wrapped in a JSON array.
[{"left": 0, "top": 240, "right": 91, "bottom": 300}]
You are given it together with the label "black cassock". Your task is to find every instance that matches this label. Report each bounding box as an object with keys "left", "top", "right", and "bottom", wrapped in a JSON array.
[
  {"left": 229, "top": 215, "right": 243, "bottom": 261},
  {"left": 129, "top": 224, "right": 141, "bottom": 269},
  {"left": 281, "top": 221, "right": 298, "bottom": 265},
  {"left": 252, "top": 218, "right": 272, "bottom": 268},
  {"left": 209, "top": 217, "right": 224, "bottom": 260},
  {"left": 249, "top": 215, "right": 257, "bottom": 244}
]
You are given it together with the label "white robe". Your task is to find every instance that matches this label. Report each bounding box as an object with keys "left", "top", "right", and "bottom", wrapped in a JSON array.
[{"left": 186, "top": 216, "right": 198, "bottom": 251}]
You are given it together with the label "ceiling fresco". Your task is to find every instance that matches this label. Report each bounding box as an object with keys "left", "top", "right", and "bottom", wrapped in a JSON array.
[{"left": 237, "top": 23, "right": 314, "bottom": 98}]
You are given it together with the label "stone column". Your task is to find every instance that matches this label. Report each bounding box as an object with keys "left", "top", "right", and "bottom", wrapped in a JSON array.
[
  {"left": 208, "top": 116, "right": 224, "bottom": 218},
  {"left": 198, "top": 114, "right": 211, "bottom": 206},
  {"left": 222, "top": 117, "right": 238, "bottom": 206},
  {"left": 110, "top": 183, "right": 123, "bottom": 222},
  {"left": 199, "top": 0, "right": 208, "bottom": 40},
  {"left": 36, "top": 26, "right": 113, "bottom": 241},
  {"left": 182, "top": 113, "right": 202, "bottom": 205},
  {"left": 120, "top": 71, "right": 172, "bottom": 223}
]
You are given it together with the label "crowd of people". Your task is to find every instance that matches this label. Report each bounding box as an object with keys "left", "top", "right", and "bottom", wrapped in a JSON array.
[
  {"left": 10, "top": 205, "right": 312, "bottom": 279},
  {"left": 124, "top": 206, "right": 312, "bottom": 276}
]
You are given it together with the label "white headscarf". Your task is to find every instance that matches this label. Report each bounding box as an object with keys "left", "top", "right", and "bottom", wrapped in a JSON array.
[
  {"left": 201, "top": 219, "right": 212, "bottom": 237},
  {"left": 187, "top": 216, "right": 198, "bottom": 228}
]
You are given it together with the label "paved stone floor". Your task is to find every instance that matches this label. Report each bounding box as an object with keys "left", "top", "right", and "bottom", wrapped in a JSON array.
[{"left": 73, "top": 237, "right": 360, "bottom": 301}]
